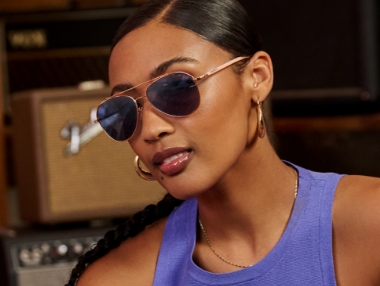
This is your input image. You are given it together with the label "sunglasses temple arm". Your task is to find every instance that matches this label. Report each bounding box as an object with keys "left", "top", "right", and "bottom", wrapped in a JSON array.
[{"left": 195, "top": 56, "right": 250, "bottom": 81}]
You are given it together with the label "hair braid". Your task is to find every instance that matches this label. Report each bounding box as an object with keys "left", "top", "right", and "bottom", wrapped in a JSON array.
[{"left": 66, "top": 193, "right": 183, "bottom": 286}]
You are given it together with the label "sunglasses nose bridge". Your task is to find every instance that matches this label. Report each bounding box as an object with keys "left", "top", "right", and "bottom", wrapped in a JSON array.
[{"left": 138, "top": 101, "right": 176, "bottom": 141}]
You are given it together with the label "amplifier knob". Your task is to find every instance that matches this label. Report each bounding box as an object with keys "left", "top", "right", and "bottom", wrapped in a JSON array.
[
  {"left": 41, "top": 243, "right": 50, "bottom": 253},
  {"left": 19, "top": 248, "right": 44, "bottom": 266},
  {"left": 30, "top": 247, "right": 44, "bottom": 265},
  {"left": 19, "top": 249, "right": 30, "bottom": 265},
  {"left": 68, "top": 241, "right": 84, "bottom": 260},
  {"left": 71, "top": 242, "right": 84, "bottom": 255},
  {"left": 57, "top": 244, "right": 68, "bottom": 256},
  {"left": 84, "top": 239, "right": 97, "bottom": 252}
]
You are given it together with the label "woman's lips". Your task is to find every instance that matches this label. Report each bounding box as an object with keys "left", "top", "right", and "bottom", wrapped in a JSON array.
[{"left": 153, "top": 147, "right": 193, "bottom": 176}]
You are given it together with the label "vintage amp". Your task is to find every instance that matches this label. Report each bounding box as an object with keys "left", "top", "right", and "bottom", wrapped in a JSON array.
[
  {"left": 0, "top": 225, "right": 112, "bottom": 286},
  {"left": 12, "top": 86, "right": 167, "bottom": 224},
  {"left": 0, "top": 6, "right": 137, "bottom": 115}
]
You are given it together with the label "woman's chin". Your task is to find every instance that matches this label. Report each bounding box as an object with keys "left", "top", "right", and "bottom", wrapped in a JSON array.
[{"left": 162, "top": 182, "right": 207, "bottom": 201}]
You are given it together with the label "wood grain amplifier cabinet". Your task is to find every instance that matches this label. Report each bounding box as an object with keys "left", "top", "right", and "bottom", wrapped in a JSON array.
[{"left": 12, "top": 86, "right": 166, "bottom": 224}]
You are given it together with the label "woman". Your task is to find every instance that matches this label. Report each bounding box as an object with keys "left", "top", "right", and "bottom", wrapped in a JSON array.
[{"left": 67, "top": 0, "right": 380, "bottom": 285}]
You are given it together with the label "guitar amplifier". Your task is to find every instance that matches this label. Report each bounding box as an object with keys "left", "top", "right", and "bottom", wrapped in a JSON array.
[
  {"left": 0, "top": 226, "right": 111, "bottom": 286},
  {"left": 11, "top": 85, "right": 167, "bottom": 224},
  {"left": 0, "top": 7, "right": 138, "bottom": 115}
]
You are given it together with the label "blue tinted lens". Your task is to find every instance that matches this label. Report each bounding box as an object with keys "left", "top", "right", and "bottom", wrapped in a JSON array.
[
  {"left": 97, "top": 96, "right": 137, "bottom": 141},
  {"left": 146, "top": 73, "right": 200, "bottom": 116}
]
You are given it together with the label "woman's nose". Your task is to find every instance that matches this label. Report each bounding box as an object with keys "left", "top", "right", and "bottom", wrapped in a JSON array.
[{"left": 139, "top": 102, "right": 175, "bottom": 142}]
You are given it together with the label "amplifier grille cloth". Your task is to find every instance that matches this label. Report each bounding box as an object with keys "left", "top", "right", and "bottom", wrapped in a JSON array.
[
  {"left": 17, "top": 264, "right": 74, "bottom": 286},
  {"left": 41, "top": 98, "right": 166, "bottom": 215},
  {"left": 7, "top": 47, "right": 110, "bottom": 94}
]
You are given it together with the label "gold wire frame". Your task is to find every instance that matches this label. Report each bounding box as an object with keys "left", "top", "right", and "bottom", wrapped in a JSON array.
[{"left": 94, "top": 56, "right": 250, "bottom": 141}]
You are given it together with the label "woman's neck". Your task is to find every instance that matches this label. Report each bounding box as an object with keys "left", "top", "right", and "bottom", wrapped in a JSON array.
[{"left": 195, "top": 138, "right": 298, "bottom": 265}]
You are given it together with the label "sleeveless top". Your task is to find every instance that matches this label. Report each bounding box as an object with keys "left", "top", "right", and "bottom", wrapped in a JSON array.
[{"left": 153, "top": 164, "right": 344, "bottom": 285}]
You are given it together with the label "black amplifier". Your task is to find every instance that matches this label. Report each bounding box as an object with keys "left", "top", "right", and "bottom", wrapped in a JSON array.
[
  {"left": 0, "top": 7, "right": 137, "bottom": 115},
  {"left": 0, "top": 226, "right": 110, "bottom": 286}
]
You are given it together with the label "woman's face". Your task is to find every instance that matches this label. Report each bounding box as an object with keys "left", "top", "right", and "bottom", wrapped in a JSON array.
[{"left": 109, "top": 22, "right": 258, "bottom": 199}]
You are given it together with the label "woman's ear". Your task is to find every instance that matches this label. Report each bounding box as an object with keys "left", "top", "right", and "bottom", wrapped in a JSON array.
[{"left": 246, "top": 51, "right": 273, "bottom": 103}]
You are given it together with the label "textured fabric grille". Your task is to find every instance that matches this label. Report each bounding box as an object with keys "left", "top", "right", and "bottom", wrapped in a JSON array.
[{"left": 7, "top": 47, "right": 110, "bottom": 94}]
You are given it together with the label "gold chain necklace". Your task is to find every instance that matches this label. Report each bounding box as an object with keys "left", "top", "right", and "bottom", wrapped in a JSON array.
[{"left": 198, "top": 168, "right": 298, "bottom": 268}]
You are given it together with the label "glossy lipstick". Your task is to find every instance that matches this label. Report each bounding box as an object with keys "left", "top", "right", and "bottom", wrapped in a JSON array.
[{"left": 153, "top": 147, "right": 193, "bottom": 176}]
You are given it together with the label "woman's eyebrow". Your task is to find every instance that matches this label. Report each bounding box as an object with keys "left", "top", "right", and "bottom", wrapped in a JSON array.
[
  {"left": 111, "top": 83, "right": 133, "bottom": 95},
  {"left": 110, "top": 57, "right": 198, "bottom": 95},
  {"left": 149, "top": 56, "right": 198, "bottom": 79}
]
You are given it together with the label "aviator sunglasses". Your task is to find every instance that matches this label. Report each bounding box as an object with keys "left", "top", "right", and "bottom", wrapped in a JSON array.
[{"left": 96, "top": 56, "right": 249, "bottom": 141}]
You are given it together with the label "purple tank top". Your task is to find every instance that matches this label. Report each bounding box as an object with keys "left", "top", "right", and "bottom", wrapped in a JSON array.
[{"left": 153, "top": 164, "right": 343, "bottom": 285}]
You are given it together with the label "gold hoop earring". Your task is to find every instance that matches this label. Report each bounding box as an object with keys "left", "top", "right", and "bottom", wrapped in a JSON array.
[
  {"left": 134, "top": 156, "right": 156, "bottom": 181},
  {"left": 257, "top": 100, "right": 266, "bottom": 138}
]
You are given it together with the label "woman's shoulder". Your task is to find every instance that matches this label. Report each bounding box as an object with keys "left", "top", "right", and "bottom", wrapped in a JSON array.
[
  {"left": 333, "top": 174, "right": 380, "bottom": 284},
  {"left": 76, "top": 217, "right": 168, "bottom": 286},
  {"left": 334, "top": 174, "right": 380, "bottom": 228}
]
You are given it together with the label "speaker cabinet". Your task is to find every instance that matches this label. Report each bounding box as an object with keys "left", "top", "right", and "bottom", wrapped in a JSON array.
[
  {"left": 0, "top": 7, "right": 137, "bottom": 115},
  {"left": 12, "top": 86, "right": 167, "bottom": 224},
  {"left": 239, "top": 0, "right": 379, "bottom": 115}
]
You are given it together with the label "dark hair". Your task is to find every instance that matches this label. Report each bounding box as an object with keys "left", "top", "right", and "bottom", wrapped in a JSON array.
[{"left": 67, "top": 1, "right": 262, "bottom": 285}]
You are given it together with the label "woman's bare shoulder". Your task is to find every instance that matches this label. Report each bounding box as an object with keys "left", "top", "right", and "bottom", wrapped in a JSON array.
[
  {"left": 76, "top": 217, "right": 168, "bottom": 286},
  {"left": 334, "top": 174, "right": 380, "bottom": 229},
  {"left": 333, "top": 175, "right": 380, "bottom": 284}
]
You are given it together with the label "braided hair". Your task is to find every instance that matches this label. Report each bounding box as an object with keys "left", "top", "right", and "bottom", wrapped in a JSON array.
[
  {"left": 67, "top": 0, "right": 262, "bottom": 285},
  {"left": 66, "top": 194, "right": 182, "bottom": 286}
]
